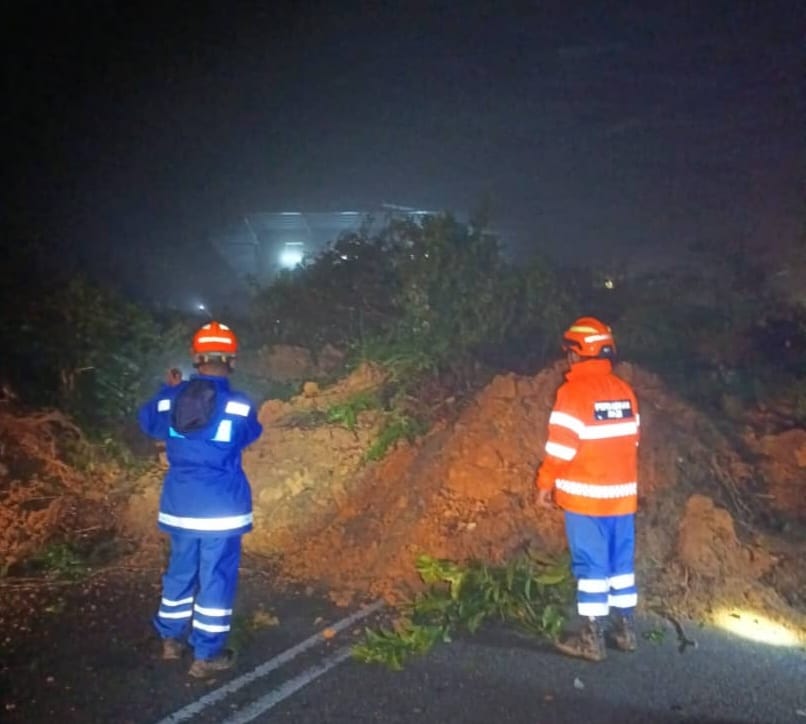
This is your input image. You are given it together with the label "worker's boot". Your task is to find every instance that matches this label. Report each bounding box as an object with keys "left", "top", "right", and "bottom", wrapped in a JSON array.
[
  {"left": 609, "top": 613, "right": 637, "bottom": 652},
  {"left": 554, "top": 618, "right": 607, "bottom": 662},
  {"left": 188, "top": 649, "right": 236, "bottom": 678},
  {"left": 161, "top": 637, "right": 187, "bottom": 661}
]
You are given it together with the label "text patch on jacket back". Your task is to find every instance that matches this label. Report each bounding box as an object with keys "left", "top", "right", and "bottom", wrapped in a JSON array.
[
  {"left": 593, "top": 400, "right": 634, "bottom": 420},
  {"left": 173, "top": 379, "right": 217, "bottom": 433}
]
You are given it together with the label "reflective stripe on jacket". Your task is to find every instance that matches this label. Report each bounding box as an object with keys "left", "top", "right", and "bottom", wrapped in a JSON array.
[
  {"left": 137, "top": 374, "right": 263, "bottom": 537},
  {"left": 536, "top": 359, "right": 639, "bottom": 516}
]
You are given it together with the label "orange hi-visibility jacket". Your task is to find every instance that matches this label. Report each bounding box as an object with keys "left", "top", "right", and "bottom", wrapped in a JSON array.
[{"left": 536, "top": 358, "right": 639, "bottom": 516}]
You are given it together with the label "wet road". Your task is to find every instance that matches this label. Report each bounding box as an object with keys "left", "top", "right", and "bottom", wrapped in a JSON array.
[
  {"left": 158, "top": 611, "right": 806, "bottom": 724},
  {"left": 2, "top": 571, "right": 804, "bottom": 724}
]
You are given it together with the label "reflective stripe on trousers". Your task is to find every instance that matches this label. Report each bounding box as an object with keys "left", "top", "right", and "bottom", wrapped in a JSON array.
[
  {"left": 564, "top": 512, "right": 637, "bottom": 618},
  {"left": 154, "top": 535, "right": 242, "bottom": 659}
]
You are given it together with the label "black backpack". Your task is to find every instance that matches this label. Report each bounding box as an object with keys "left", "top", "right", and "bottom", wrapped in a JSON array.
[{"left": 172, "top": 379, "right": 218, "bottom": 433}]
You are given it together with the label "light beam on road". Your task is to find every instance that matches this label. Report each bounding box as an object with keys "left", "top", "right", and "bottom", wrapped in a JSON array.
[{"left": 714, "top": 608, "right": 802, "bottom": 647}]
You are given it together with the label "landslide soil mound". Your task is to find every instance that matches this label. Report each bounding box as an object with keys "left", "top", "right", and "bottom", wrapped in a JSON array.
[
  {"left": 237, "top": 362, "right": 805, "bottom": 640},
  {"left": 118, "top": 362, "right": 805, "bottom": 639}
]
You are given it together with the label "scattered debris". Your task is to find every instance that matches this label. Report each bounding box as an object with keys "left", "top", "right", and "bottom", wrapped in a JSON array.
[
  {"left": 641, "top": 627, "right": 666, "bottom": 644},
  {"left": 0, "top": 409, "right": 120, "bottom": 575}
]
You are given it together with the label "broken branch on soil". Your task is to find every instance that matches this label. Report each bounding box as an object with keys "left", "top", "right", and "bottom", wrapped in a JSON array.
[{"left": 710, "top": 453, "right": 753, "bottom": 526}]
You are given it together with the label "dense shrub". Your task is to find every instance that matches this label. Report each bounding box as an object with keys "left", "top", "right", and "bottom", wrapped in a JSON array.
[
  {"left": 599, "top": 251, "right": 805, "bottom": 422},
  {"left": 0, "top": 237, "right": 189, "bottom": 432},
  {"left": 252, "top": 214, "right": 573, "bottom": 376},
  {"left": 6, "top": 220, "right": 802, "bottom": 441}
]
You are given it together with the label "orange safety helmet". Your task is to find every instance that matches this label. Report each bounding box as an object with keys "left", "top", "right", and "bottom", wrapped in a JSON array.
[
  {"left": 562, "top": 316, "right": 616, "bottom": 358},
  {"left": 191, "top": 321, "right": 238, "bottom": 361}
]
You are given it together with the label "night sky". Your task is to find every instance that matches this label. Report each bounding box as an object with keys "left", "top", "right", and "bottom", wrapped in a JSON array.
[{"left": 5, "top": 1, "right": 803, "bottom": 301}]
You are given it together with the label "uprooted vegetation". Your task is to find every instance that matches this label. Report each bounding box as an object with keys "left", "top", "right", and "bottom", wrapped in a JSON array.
[
  {"left": 1, "top": 214, "right": 804, "bottom": 653},
  {"left": 0, "top": 408, "right": 125, "bottom": 576},
  {"left": 352, "top": 553, "right": 574, "bottom": 670}
]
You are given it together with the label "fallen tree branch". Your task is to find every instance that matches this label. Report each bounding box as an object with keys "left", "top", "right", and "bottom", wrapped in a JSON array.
[
  {"left": 650, "top": 608, "right": 698, "bottom": 653},
  {"left": 709, "top": 453, "right": 753, "bottom": 526}
]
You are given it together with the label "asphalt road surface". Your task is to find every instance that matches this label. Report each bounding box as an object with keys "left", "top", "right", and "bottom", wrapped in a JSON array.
[{"left": 155, "top": 609, "right": 806, "bottom": 724}]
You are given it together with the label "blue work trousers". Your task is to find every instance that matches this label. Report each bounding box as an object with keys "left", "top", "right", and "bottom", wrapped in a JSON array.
[
  {"left": 564, "top": 512, "right": 637, "bottom": 619},
  {"left": 154, "top": 534, "right": 242, "bottom": 660}
]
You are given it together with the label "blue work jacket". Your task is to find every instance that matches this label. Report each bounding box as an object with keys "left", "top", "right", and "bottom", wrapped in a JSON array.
[{"left": 137, "top": 374, "right": 263, "bottom": 537}]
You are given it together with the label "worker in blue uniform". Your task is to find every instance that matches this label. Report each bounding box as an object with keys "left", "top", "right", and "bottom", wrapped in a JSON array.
[{"left": 138, "top": 321, "right": 263, "bottom": 678}]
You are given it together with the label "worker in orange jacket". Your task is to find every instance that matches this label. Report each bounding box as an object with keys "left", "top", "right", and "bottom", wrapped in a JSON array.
[{"left": 536, "top": 316, "right": 640, "bottom": 661}]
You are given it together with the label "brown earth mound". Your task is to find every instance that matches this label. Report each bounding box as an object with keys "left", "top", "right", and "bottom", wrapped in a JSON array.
[
  {"left": 747, "top": 428, "right": 806, "bottom": 518},
  {"left": 231, "top": 361, "right": 805, "bottom": 641},
  {"left": 113, "top": 361, "right": 804, "bottom": 641},
  {"left": 5, "top": 360, "right": 802, "bottom": 644}
]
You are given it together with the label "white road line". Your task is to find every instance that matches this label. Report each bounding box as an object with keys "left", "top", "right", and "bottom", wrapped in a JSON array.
[
  {"left": 156, "top": 599, "right": 384, "bottom": 723},
  {"left": 219, "top": 646, "right": 352, "bottom": 724}
]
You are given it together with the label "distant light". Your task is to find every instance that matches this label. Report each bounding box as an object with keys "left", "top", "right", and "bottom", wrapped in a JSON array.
[
  {"left": 340, "top": 254, "right": 349, "bottom": 260},
  {"left": 340, "top": 211, "right": 359, "bottom": 215},
  {"left": 195, "top": 302, "right": 212, "bottom": 319},
  {"left": 279, "top": 248, "right": 304, "bottom": 268},
  {"left": 714, "top": 609, "right": 801, "bottom": 647},
  {"left": 604, "top": 278, "right": 615, "bottom": 290},
  {"left": 280, "top": 211, "right": 302, "bottom": 216}
]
